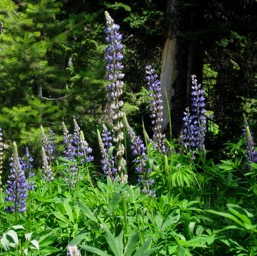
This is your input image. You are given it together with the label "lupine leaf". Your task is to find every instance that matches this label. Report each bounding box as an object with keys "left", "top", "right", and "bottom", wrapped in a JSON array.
[
  {"left": 69, "top": 233, "right": 87, "bottom": 246},
  {"left": 80, "top": 245, "right": 109, "bottom": 256},
  {"left": 124, "top": 232, "right": 140, "bottom": 256},
  {"left": 101, "top": 223, "right": 120, "bottom": 256},
  {"left": 63, "top": 199, "right": 75, "bottom": 223},
  {"left": 133, "top": 238, "right": 152, "bottom": 256},
  {"left": 78, "top": 199, "right": 98, "bottom": 223},
  {"left": 206, "top": 209, "right": 244, "bottom": 227}
]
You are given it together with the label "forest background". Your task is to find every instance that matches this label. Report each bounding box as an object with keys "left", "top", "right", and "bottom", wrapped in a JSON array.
[{"left": 0, "top": 0, "right": 256, "bottom": 163}]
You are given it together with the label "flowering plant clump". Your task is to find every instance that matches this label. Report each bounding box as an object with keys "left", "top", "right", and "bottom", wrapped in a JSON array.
[
  {"left": 146, "top": 65, "right": 165, "bottom": 153},
  {"left": 5, "top": 142, "right": 28, "bottom": 213},
  {"left": 182, "top": 75, "right": 206, "bottom": 152},
  {"left": 105, "top": 11, "right": 126, "bottom": 182},
  {"left": 62, "top": 120, "right": 93, "bottom": 186},
  {"left": 97, "top": 124, "right": 117, "bottom": 180}
]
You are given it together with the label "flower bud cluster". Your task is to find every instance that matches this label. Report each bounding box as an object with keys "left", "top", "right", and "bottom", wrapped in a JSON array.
[
  {"left": 5, "top": 142, "right": 28, "bottom": 213},
  {"left": 146, "top": 65, "right": 165, "bottom": 153},
  {"left": 98, "top": 125, "right": 117, "bottom": 180},
  {"left": 105, "top": 11, "right": 126, "bottom": 182},
  {"left": 182, "top": 75, "right": 206, "bottom": 152}
]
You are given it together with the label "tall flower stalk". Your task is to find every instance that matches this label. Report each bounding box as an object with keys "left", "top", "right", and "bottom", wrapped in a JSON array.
[
  {"left": 0, "top": 128, "right": 3, "bottom": 193},
  {"left": 5, "top": 142, "right": 28, "bottom": 214},
  {"left": 21, "top": 147, "right": 35, "bottom": 191},
  {"left": 41, "top": 126, "right": 56, "bottom": 167},
  {"left": 97, "top": 124, "right": 116, "bottom": 180},
  {"left": 182, "top": 75, "right": 206, "bottom": 152},
  {"left": 146, "top": 65, "right": 165, "bottom": 153},
  {"left": 243, "top": 119, "right": 257, "bottom": 169},
  {"left": 105, "top": 11, "right": 126, "bottom": 182},
  {"left": 124, "top": 116, "right": 155, "bottom": 197},
  {"left": 42, "top": 146, "right": 54, "bottom": 181}
]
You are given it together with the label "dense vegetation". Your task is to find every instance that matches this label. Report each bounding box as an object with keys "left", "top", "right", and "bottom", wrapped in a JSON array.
[{"left": 0, "top": 0, "right": 257, "bottom": 255}]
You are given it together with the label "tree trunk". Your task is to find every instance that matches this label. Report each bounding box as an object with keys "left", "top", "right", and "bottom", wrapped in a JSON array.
[
  {"left": 161, "top": 0, "right": 205, "bottom": 139},
  {"left": 161, "top": 0, "right": 189, "bottom": 138}
]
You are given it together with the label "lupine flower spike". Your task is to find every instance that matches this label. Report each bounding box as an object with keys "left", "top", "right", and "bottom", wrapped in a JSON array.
[
  {"left": 124, "top": 116, "right": 155, "bottom": 197},
  {"left": 97, "top": 124, "right": 116, "bottom": 180},
  {"left": 20, "top": 147, "right": 35, "bottom": 191},
  {"left": 182, "top": 75, "right": 206, "bottom": 152},
  {"left": 243, "top": 119, "right": 257, "bottom": 169},
  {"left": 41, "top": 126, "right": 56, "bottom": 166},
  {"left": 0, "top": 128, "right": 3, "bottom": 192},
  {"left": 146, "top": 65, "right": 165, "bottom": 153},
  {"left": 62, "top": 120, "right": 93, "bottom": 187},
  {"left": 105, "top": 11, "right": 126, "bottom": 182},
  {"left": 42, "top": 147, "right": 54, "bottom": 181},
  {"left": 5, "top": 142, "right": 28, "bottom": 213}
]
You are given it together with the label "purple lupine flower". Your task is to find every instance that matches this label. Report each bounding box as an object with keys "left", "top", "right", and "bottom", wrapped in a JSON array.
[
  {"left": 0, "top": 128, "right": 3, "bottom": 190},
  {"left": 62, "top": 120, "right": 93, "bottom": 187},
  {"left": 105, "top": 11, "right": 126, "bottom": 182},
  {"left": 62, "top": 122, "right": 76, "bottom": 162},
  {"left": 20, "top": 147, "right": 35, "bottom": 191},
  {"left": 191, "top": 75, "right": 206, "bottom": 150},
  {"left": 182, "top": 107, "right": 196, "bottom": 150},
  {"left": 41, "top": 126, "right": 56, "bottom": 166},
  {"left": 73, "top": 119, "right": 94, "bottom": 163},
  {"left": 97, "top": 124, "right": 116, "bottom": 180},
  {"left": 79, "top": 130, "right": 94, "bottom": 162},
  {"left": 243, "top": 119, "right": 257, "bottom": 169},
  {"left": 146, "top": 65, "right": 165, "bottom": 153},
  {"left": 42, "top": 147, "right": 54, "bottom": 181},
  {"left": 182, "top": 75, "right": 206, "bottom": 152},
  {"left": 124, "top": 117, "right": 155, "bottom": 197},
  {"left": 5, "top": 142, "right": 28, "bottom": 213}
]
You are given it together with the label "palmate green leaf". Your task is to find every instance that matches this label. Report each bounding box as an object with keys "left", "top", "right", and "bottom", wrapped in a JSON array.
[
  {"left": 80, "top": 245, "right": 109, "bottom": 256},
  {"left": 227, "top": 204, "right": 254, "bottom": 226},
  {"left": 52, "top": 210, "right": 71, "bottom": 226},
  {"left": 124, "top": 232, "right": 140, "bottom": 256},
  {"left": 38, "top": 246, "right": 60, "bottom": 255},
  {"left": 133, "top": 238, "right": 156, "bottom": 256},
  {"left": 63, "top": 199, "right": 75, "bottom": 224},
  {"left": 77, "top": 199, "right": 98, "bottom": 223},
  {"left": 206, "top": 209, "right": 244, "bottom": 227},
  {"left": 68, "top": 233, "right": 87, "bottom": 246},
  {"left": 38, "top": 232, "right": 57, "bottom": 247},
  {"left": 101, "top": 223, "right": 123, "bottom": 256}
]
